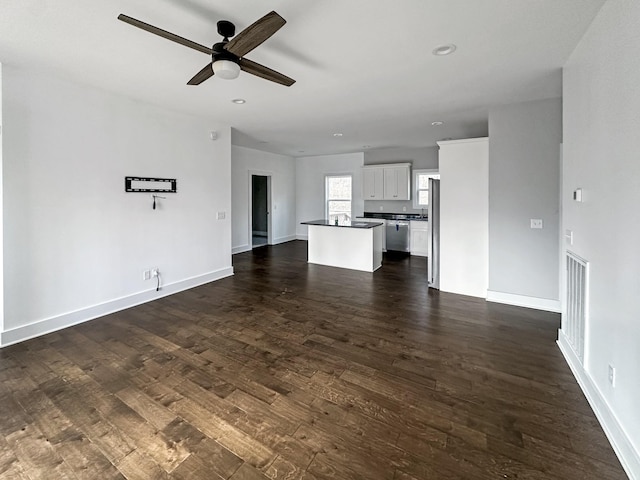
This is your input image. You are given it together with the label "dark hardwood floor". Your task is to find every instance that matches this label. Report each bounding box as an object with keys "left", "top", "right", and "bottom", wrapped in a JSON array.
[{"left": 0, "top": 240, "right": 628, "bottom": 479}]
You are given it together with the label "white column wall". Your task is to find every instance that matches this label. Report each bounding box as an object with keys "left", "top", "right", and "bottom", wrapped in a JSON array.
[{"left": 438, "top": 138, "right": 489, "bottom": 298}]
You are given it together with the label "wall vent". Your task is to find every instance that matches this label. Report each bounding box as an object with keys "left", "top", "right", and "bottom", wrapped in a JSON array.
[{"left": 564, "top": 251, "right": 589, "bottom": 364}]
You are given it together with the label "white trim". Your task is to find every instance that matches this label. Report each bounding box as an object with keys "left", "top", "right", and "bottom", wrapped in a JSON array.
[
  {"left": 296, "top": 234, "right": 308, "bottom": 241},
  {"left": 486, "top": 290, "right": 561, "bottom": 313},
  {"left": 0, "top": 267, "right": 234, "bottom": 348},
  {"left": 412, "top": 169, "right": 439, "bottom": 209},
  {"left": 558, "top": 332, "right": 640, "bottom": 480},
  {"left": 437, "top": 137, "right": 489, "bottom": 147},
  {"left": 248, "top": 171, "right": 273, "bottom": 249},
  {"left": 272, "top": 235, "right": 297, "bottom": 245},
  {"left": 325, "top": 174, "right": 353, "bottom": 221},
  {"left": 232, "top": 244, "right": 251, "bottom": 254}
]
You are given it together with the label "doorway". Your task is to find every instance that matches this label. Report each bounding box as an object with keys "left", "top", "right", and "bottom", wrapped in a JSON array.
[{"left": 250, "top": 174, "right": 271, "bottom": 248}]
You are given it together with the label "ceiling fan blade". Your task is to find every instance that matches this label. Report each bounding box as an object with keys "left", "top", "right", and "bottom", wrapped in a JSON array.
[
  {"left": 118, "top": 14, "right": 212, "bottom": 55},
  {"left": 239, "top": 58, "right": 295, "bottom": 86},
  {"left": 187, "top": 64, "right": 214, "bottom": 85},
  {"left": 225, "top": 11, "right": 285, "bottom": 58}
]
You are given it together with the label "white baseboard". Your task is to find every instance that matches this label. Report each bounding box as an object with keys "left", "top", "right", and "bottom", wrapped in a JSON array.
[
  {"left": 296, "top": 234, "right": 308, "bottom": 241},
  {"left": 232, "top": 244, "right": 251, "bottom": 254},
  {"left": 0, "top": 267, "right": 234, "bottom": 348},
  {"left": 233, "top": 236, "right": 297, "bottom": 255},
  {"left": 272, "top": 235, "right": 297, "bottom": 245},
  {"left": 486, "top": 290, "right": 561, "bottom": 313},
  {"left": 557, "top": 331, "right": 639, "bottom": 480}
]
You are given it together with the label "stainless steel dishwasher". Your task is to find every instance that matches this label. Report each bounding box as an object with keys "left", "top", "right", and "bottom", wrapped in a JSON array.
[{"left": 385, "top": 220, "right": 410, "bottom": 252}]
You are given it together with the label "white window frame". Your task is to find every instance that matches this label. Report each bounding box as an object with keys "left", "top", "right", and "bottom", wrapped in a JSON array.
[
  {"left": 325, "top": 174, "right": 352, "bottom": 224},
  {"left": 413, "top": 169, "right": 440, "bottom": 209}
]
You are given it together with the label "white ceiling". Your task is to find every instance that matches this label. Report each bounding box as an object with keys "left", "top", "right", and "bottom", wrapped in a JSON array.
[{"left": 0, "top": 0, "right": 606, "bottom": 157}]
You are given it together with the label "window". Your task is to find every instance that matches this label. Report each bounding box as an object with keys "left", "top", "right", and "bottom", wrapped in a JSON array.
[
  {"left": 326, "top": 175, "right": 352, "bottom": 224},
  {"left": 413, "top": 170, "right": 440, "bottom": 208}
]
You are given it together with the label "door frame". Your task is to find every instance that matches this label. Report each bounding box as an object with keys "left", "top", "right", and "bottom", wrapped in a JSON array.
[{"left": 248, "top": 171, "right": 273, "bottom": 248}]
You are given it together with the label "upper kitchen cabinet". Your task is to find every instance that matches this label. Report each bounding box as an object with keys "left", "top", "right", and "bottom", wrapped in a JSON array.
[
  {"left": 362, "top": 166, "right": 384, "bottom": 200},
  {"left": 383, "top": 164, "right": 411, "bottom": 200},
  {"left": 362, "top": 163, "right": 411, "bottom": 200}
]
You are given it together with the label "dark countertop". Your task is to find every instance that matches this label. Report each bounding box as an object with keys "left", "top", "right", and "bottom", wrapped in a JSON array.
[
  {"left": 301, "top": 219, "right": 384, "bottom": 229},
  {"left": 360, "top": 212, "right": 428, "bottom": 221}
]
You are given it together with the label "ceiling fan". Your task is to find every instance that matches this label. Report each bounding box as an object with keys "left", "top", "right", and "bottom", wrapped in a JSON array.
[{"left": 117, "top": 11, "right": 295, "bottom": 87}]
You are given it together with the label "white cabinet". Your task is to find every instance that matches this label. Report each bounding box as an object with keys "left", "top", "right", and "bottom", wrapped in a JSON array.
[
  {"left": 409, "top": 220, "right": 428, "bottom": 256},
  {"left": 383, "top": 165, "right": 410, "bottom": 200},
  {"left": 362, "top": 163, "right": 411, "bottom": 200},
  {"left": 362, "top": 167, "right": 384, "bottom": 200},
  {"left": 355, "top": 217, "right": 386, "bottom": 251}
]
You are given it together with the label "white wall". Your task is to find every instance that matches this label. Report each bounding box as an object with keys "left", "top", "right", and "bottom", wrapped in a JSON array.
[
  {"left": 295, "top": 152, "right": 364, "bottom": 238},
  {"left": 2, "top": 66, "right": 233, "bottom": 346},
  {"left": 487, "top": 98, "right": 562, "bottom": 311},
  {"left": 560, "top": 0, "right": 640, "bottom": 477},
  {"left": 231, "top": 145, "right": 297, "bottom": 253},
  {"left": 0, "top": 62, "right": 3, "bottom": 337},
  {"left": 364, "top": 146, "right": 438, "bottom": 214},
  {"left": 438, "top": 138, "right": 488, "bottom": 298}
]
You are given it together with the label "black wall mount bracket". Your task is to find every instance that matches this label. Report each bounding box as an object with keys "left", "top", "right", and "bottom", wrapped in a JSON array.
[{"left": 125, "top": 176, "right": 177, "bottom": 193}]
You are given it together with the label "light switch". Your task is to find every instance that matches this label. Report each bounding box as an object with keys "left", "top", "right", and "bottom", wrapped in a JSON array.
[
  {"left": 565, "top": 229, "right": 574, "bottom": 245},
  {"left": 530, "top": 219, "right": 543, "bottom": 229},
  {"left": 573, "top": 188, "right": 583, "bottom": 202},
  {"left": 217, "top": 211, "right": 226, "bottom": 220}
]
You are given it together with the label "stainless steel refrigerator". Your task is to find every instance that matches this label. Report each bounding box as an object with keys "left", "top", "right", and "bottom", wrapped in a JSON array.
[{"left": 427, "top": 178, "right": 440, "bottom": 289}]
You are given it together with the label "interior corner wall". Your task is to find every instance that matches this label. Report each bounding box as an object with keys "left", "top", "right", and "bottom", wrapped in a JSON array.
[
  {"left": 561, "top": 0, "right": 640, "bottom": 476},
  {"left": 231, "top": 145, "right": 297, "bottom": 253},
  {"left": 0, "top": 62, "right": 4, "bottom": 336},
  {"left": 487, "top": 98, "right": 562, "bottom": 310},
  {"left": 295, "top": 152, "right": 365, "bottom": 239},
  {"left": 1, "top": 66, "right": 233, "bottom": 347},
  {"left": 363, "top": 146, "right": 438, "bottom": 214}
]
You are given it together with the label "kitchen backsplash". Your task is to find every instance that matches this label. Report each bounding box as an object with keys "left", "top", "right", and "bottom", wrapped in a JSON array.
[{"left": 362, "top": 200, "right": 425, "bottom": 216}]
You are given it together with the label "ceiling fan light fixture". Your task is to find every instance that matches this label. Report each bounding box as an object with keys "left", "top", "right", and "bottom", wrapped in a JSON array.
[{"left": 212, "top": 60, "right": 240, "bottom": 79}]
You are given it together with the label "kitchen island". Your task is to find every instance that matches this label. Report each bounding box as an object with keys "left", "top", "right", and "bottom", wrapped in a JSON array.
[{"left": 301, "top": 219, "right": 384, "bottom": 272}]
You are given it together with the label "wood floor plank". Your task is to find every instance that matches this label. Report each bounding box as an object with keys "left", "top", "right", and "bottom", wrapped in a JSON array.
[{"left": 0, "top": 241, "right": 628, "bottom": 479}]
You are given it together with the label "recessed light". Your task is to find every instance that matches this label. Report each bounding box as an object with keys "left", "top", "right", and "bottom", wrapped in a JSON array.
[
  {"left": 363, "top": 145, "right": 371, "bottom": 148},
  {"left": 431, "top": 121, "right": 444, "bottom": 126},
  {"left": 333, "top": 133, "right": 343, "bottom": 137},
  {"left": 231, "top": 98, "right": 246, "bottom": 104},
  {"left": 432, "top": 44, "right": 456, "bottom": 56}
]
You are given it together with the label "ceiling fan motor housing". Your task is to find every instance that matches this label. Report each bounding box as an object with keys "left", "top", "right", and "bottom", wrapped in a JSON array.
[
  {"left": 217, "top": 20, "right": 235, "bottom": 39},
  {"left": 212, "top": 41, "right": 239, "bottom": 63}
]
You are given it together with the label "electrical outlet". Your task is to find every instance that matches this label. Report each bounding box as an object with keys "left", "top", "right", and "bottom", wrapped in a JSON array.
[
  {"left": 379, "top": 206, "right": 384, "bottom": 211},
  {"left": 402, "top": 206, "right": 407, "bottom": 212},
  {"left": 143, "top": 270, "right": 151, "bottom": 281},
  {"left": 608, "top": 364, "right": 616, "bottom": 387},
  {"left": 151, "top": 268, "right": 159, "bottom": 278},
  {"left": 530, "top": 219, "right": 543, "bottom": 229},
  {"left": 217, "top": 211, "right": 226, "bottom": 220}
]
